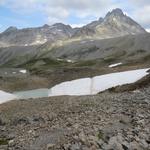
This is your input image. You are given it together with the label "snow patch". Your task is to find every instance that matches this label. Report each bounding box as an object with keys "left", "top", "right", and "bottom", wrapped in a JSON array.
[
  {"left": 0, "top": 91, "right": 18, "bottom": 104},
  {"left": 48, "top": 68, "right": 149, "bottom": 96},
  {"left": 49, "top": 78, "right": 91, "bottom": 96},
  {"left": 109, "top": 62, "right": 122, "bottom": 68},
  {"left": 34, "top": 39, "right": 47, "bottom": 44},
  {"left": 66, "top": 59, "right": 74, "bottom": 63},
  {"left": 57, "top": 58, "right": 64, "bottom": 61},
  {"left": 71, "top": 24, "right": 85, "bottom": 28},
  {"left": 19, "top": 70, "right": 27, "bottom": 74},
  {"left": 91, "top": 68, "right": 149, "bottom": 94},
  {"left": 57, "top": 58, "right": 74, "bottom": 63}
]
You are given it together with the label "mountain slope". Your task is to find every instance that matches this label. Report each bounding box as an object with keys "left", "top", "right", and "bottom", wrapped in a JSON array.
[
  {"left": 1, "top": 33, "right": 150, "bottom": 68},
  {"left": 38, "top": 33, "right": 150, "bottom": 61}
]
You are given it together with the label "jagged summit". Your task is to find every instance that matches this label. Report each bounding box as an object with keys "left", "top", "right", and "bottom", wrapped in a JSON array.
[
  {"left": 106, "top": 8, "right": 124, "bottom": 17},
  {"left": 72, "top": 8, "right": 146, "bottom": 38},
  {"left": 99, "top": 17, "right": 104, "bottom": 22},
  {"left": 42, "top": 24, "right": 50, "bottom": 28},
  {"left": 4, "top": 26, "right": 18, "bottom": 33}
]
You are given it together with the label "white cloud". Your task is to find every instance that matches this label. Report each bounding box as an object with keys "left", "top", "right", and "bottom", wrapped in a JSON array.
[
  {"left": 45, "top": 6, "right": 69, "bottom": 24},
  {"left": 130, "top": 0, "right": 150, "bottom": 6},
  {"left": 0, "top": 0, "right": 123, "bottom": 24},
  {"left": 70, "top": 24, "right": 85, "bottom": 28},
  {"left": 127, "top": 0, "right": 150, "bottom": 28},
  {"left": 130, "top": 5, "right": 150, "bottom": 28},
  {"left": 0, "top": 0, "right": 150, "bottom": 29}
]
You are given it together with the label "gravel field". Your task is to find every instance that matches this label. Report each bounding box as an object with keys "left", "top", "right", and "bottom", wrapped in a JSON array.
[{"left": 0, "top": 85, "right": 150, "bottom": 150}]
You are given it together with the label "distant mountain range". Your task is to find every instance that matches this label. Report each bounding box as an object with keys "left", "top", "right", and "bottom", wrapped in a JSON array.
[
  {"left": 0, "top": 8, "right": 149, "bottom": 69},
  {"left": 0, "top": 8, "right": 146, "bottom": 47}
]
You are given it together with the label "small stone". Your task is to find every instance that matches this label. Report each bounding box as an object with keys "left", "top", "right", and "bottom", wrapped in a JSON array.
[
  {"left": 117, "top": 134, "right": 124, "bottom": 144},
  {"left": 129, "top": 141, "right": 141, "bottom": 150},
  {"left": 47, "top": 143, "right": 55, "bottom": 149},
  {"left": 0, "top": 145, "right": 8, "bottom": 150},
  {"left": 79, "top": 132, "right": 86, "bottom": 143},
  {"left": 8, "top": 140, "right": 15, "bottom": 147},
  {"left": 107, "top": 136, "right": 124, "bottom": 150},
  {"left": 7, "top": 133, "right": 16, "bottom": 140},
  {"left": 122, "top": 141, "right": 129, "bottom": 149},
  {"left": 70, "top": 143, "right": 81, "bottom": 150},
  {"left": 138, "top": 114, "right": 145, "bottom": 119},
  {"left": 140, "top": 139, "right": 148, "bottom": 148},
  {"left": 144, "top": 99, "right": 150, "bottom": 104},
  {"left": 0, "top": 118, "right": 5, "bottom": 126},
  {"left": 28, "top": 130, "right": 33, "bottom": 134}
]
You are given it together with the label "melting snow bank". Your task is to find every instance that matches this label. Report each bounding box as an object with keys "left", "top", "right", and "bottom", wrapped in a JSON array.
[
  {"left": 109, "top": 62, "right": 122, "bottom": 68},
  {"left": 49, "top": 68, "right": 150, "bottom": 96},
  {"left": 49, "top": 78, "right": 91, "bottom": 96},
  {"left": 0, "top": 68, "right": 149, "bottom": 104},
  {"left": 0, "top": 91, "right": 18, "bottom": 104}
]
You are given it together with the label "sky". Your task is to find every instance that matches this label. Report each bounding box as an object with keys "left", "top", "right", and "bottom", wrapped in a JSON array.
[{"left": 0, "top": 0, "right": 150, "bottom": 32}]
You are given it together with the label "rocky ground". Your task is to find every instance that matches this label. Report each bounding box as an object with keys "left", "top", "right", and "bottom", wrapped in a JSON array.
[{"left": 0, "top": 85, "right": 150, "bottom": 150}]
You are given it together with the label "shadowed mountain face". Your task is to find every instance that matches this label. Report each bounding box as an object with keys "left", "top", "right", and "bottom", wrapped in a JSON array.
[{"left": 0, "top": 8, "right": 146, "bottom": 47}]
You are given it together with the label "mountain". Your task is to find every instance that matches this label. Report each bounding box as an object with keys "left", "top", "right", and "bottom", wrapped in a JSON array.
[
  {"left": 96, "top": 8, "right": 146, "bottom": 36},
  {"left": 0, "top": 33, "right": 150, "bottom": 68},
  {"left": 0, "top": 8, "right": 146, "bottom": 47},
  {"left": 37, "top": 33, "right": 150, "bottom": 61},
  {"left": 72, "top": 8, "right": 146, "bottom": 38},
  {"left": 0, "top": 23, "right": 73, "bottom": 47},
  {"left": 0, "top": 8, "right": 149, "bottom": 68}
]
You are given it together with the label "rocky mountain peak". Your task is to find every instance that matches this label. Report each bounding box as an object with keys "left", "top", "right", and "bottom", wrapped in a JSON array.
[
  {"left": 4, "top": 26, "right": 18, "bottom": 33},
  {"left": 53, "top": 23, "right": 71, "bottom": 28},
  {"left": 99, "top": 17, "right": 104, "bottom": 22},
  {"left": 43, "top": 24, "right": 50, "bottom": 28},
  {"left": 106, "top": 8, "right": 124, "bottom": 18}
]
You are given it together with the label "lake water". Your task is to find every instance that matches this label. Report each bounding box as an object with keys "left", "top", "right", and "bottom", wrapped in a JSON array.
[{"left": 13, "top": 88, "right": 49, "bottom": 99}]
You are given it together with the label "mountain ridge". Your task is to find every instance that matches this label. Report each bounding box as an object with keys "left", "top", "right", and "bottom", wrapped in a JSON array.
[
  {"left": 0, "top": 8, "right": 146, "bottom": 47},
  {"left": 73, "top": 8, "right": 146, "bottom": 38}
]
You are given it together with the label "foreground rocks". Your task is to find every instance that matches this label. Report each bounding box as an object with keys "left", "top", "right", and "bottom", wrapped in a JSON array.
[{"left": 0, "top": 86, "right": 150, "bottom": 150}]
